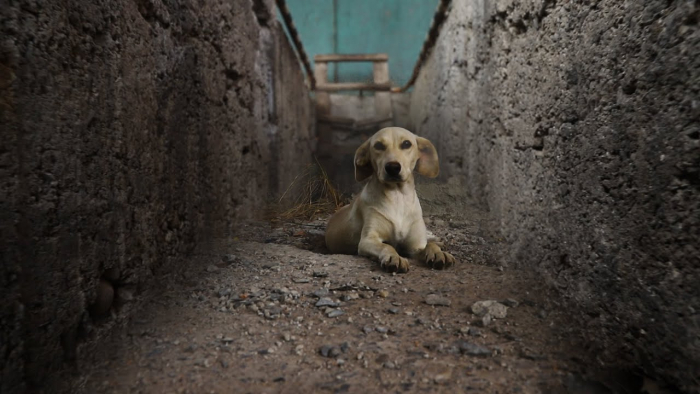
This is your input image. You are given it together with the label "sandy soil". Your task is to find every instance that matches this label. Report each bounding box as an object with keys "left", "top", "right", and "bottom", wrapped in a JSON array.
[{"left": 66, "top": 190, "right": 633, "bottom": 394}]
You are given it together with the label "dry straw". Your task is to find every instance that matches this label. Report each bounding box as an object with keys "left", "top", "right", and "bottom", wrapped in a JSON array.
[{"left": 272, "top": 159, "right": 345, "bottom": 222}]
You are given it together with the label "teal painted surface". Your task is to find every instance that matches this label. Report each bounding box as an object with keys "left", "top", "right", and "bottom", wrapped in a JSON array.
[{"left": 283, "top": 0, "right": 439, "bottom": 87}]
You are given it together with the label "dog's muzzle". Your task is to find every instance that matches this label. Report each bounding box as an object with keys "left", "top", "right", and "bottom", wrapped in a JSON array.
[{"left": 384, "top": 162, "right": 402, "bottom": 182}]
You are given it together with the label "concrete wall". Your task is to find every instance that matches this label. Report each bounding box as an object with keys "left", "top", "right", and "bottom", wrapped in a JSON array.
[
  {"left": 0, "top": 0, "right": 313, "bottom": 392},
  {"left": 411, "top": 0, "right": 699, "bottom": 391},
  {"left": 285, "top": 0, "right": 438, "bottom": 86}
]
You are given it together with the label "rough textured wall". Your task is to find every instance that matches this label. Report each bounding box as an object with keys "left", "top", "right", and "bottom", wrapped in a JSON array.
[
  {"left": 0, "top": 0, "right": 313, "bottom": 392},
  {"left": 411, "top": 0, "right": 699, "bottom": 391}
]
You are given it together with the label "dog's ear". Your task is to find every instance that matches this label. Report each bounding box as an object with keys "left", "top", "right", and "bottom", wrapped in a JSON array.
[
  {"left": 354, "top": 139, "right": 373, "bottom": 182},
  {"left": 415, "top": 137, "right": 439, "bottom": 178}
]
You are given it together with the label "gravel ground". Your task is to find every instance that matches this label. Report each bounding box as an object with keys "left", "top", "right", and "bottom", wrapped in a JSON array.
[{"left": 67, "top": 203, "right": 662, "bottom": 394}]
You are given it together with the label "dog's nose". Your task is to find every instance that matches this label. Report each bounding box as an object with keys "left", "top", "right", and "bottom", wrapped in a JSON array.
[{"left": 385, "top": 162, "right": 401, "bottom": 177}]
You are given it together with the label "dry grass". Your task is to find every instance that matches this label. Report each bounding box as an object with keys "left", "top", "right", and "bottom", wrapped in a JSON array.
[{"left": 270, "top": 159, "right": 346, "bottom": 223}]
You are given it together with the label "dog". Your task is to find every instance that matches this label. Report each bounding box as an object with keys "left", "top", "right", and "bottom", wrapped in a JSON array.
[{"left": 325, "top": 127, "right": 456, "bottom": 273}]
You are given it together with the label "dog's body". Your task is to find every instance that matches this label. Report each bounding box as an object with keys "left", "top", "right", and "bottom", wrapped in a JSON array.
[{"left": 325, "top": 127, "right": 455, "bottom": 273}]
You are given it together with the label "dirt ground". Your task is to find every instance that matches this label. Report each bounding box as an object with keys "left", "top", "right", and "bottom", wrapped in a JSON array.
[{"left": 67, "top": 190, "right": 659, "bottom": 394}]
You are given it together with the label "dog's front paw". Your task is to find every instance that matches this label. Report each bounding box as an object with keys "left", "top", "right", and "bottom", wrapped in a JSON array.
[
  {"left": 380, "top": 254, "right": 410, "bottom": 273},
  {"left": 424, "top": 244, "right": 456, "bottom": 270}
]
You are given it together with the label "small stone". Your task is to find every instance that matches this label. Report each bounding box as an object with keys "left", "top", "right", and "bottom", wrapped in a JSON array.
[
  {"left": 434, "top": 370, "right": 452, "bottom": 384},
  {"left": 319, "top": 345, "right": 341, "bottom": 358},
  {"left": 376, "top": 327, "right": 388, "bottom": 334},
  {"left": 316, "top": 298, "right": 340, "bottom": 307},
  {"left": 471, "top": 300, "right": 508, "bottom": 318},
  {"left": 342, "top": 293, "right": 359, "bottom": 301},
  {"left": 383, "top": 361, "right": 396, "bottom": 369},
  {"left": 320, "top": 345, "right": 332, "bottom": 357},
  {"left": 282, "top": 332, "right": 292, "bottom": 342},
  {"left": 376, "top": 290, "right": 389, "bottom": 298},
  {"left": 478, "top": 314, "right": 492, "bottom": 327},
  {"left": 467, "top": 327, "right": 482, "bottom": 337},
  {"left": 221, "top": 337, "right": 235, "bottom": 344},
  {"left": 458, "top": 341, "right": 492, "bottom": 357},
  {"left": 363, "top": 326, "right": 374, "bottom": 334},
  {"left": 326, "top": 309, "right": 345, "bottom": 318},
  {"left": 293, "top": 277, "right": 310, "bottom": 283},
  {"left": 294, "top": 344, "right": 304, "bottom": 355},
  {"left": 425, "top": 294, "right": 451, "bottom": 306},
  {"left": 388, "top": 308, "right": 399, "bottom": 314},
  {"left": 501, "top": 298, "right": 519, "bottom": 308},
  {"left": 340, "top": 342, "right": 349, "bottom": 353},
  {"left": 313, "top": 271, "right": 328, "bottom": 278},
  {"left": 312, "top": 288, "right": 329, "bottom": 298},
  {"left": 218, "top": 288, "right": 232, "bottom": 297},
  {"left": 221, "top": 254, "right": 237, "bottom": 263}
]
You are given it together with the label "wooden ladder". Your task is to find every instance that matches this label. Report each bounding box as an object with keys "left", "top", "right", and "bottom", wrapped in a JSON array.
[{"left": 313, "top": 53, "right": 393, "bottom": 125}]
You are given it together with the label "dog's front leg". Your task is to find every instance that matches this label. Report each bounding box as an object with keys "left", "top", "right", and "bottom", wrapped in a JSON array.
[
  {"left": 421, "top": 241, "right": 456, "bottom": 270},
  {"left": 358, "top": 225, "right": 410, "bottom": 273}
]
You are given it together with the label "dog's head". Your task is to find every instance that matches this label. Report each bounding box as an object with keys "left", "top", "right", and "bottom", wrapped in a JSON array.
[{"left": 354, "top": 127, "right": 439, "bottom": 183}]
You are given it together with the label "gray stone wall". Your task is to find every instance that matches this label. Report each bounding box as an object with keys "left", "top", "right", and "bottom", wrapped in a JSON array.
[
  {"left": 411, "top": 0, "right": 699, "bottom": 391},
  {"left": 0, "top": 0, "right": 313, "bottom": 392}
]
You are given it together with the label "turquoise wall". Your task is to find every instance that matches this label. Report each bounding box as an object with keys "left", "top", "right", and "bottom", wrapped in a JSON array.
[{"left": 283, "top": 0, "right": 439, "bottom": 87}]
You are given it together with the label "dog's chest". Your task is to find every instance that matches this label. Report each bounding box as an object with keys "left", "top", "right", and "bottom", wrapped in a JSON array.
[{"left": 382, "top": 192, "right": 420, "bottom": 241}]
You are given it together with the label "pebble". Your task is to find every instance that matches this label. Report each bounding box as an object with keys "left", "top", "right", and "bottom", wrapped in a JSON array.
[
  {"left": 315, "top": 298, "right": 340, "bottom": 307},
  {"left": 425, "top": 294, "right": 451, "bottom": 306},
  {"left": 293, "top": 277, "right": 310, "bottom": 283},
  {"left": 376, "top": 290, "right": 389, "bottom": 298},
  {"left": 319, "top": 345, "right": 341, "bottom": 358},
  {"left": 313, "top": 271, "right": 328, "bottom": 278},
  {"left": 478, "top": 314, "right": 492, "bottom": 327},
  {"left": 221, "top": 254, "right": 237, "bottom": 263},
  {"left": 501, "top": 298, "right": 519, "bottom": 308},
  {"left": 376, "top": 327, "right": 388, "bottom": 334},
  {"left": 458, "top": 341, "right": 492, "bottom": 357},
  {"left": 434, "top": 370, "right": 452, "bottom": 384},
  {"left": 342, "top": 293, "right": 359, "bottom": 301},
  {"left": 383, "top": 361, "right": 396, "bottom": 369},
  {"left": 313, "top": 288, "right": 329, "bottom": 298},
  {"left": 471, "top": 300, "right": 508, "bottom": 318},
  {"left": 388, "top": 307, "right": 399, "bottom": 314},
  {"left": 363, "top": 326, "right": 374, "bottom": 334},
  {"left": 467, "top": 327, "right": 482, "bottom": 337},
  {"left": 326, "top": 309, "right": 345, "bottom": 318},
  {"left": 218, "top": 288, "right": 232, "bottom": 297}
]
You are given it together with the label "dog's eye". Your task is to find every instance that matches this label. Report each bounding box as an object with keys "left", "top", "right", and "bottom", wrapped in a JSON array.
[
  {"left": 373, "top": 142, "right": 386, "bottom": 151},
  {"left": 400, "top": 140, "right": 412, "bottom": 149}
]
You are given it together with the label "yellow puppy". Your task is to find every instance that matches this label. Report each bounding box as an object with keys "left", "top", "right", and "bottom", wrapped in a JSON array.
[{"left": 325, "top": 127, "right": 456, "bottom": 273}]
